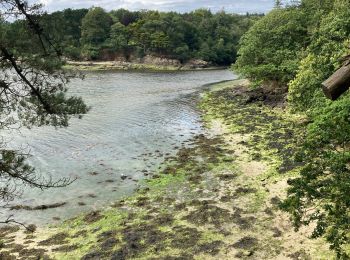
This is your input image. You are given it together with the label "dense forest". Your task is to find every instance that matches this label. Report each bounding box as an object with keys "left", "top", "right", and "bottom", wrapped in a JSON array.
[
  {"left": 235, "top": 0, "right": 350, "bottom": 257},
  {"left": 3, "top": 8, "right": 261, "bottom": 66}
]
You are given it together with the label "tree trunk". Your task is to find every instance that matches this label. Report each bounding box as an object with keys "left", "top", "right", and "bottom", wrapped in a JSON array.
[{"left": 322, "top": 64, "right": 350, "bottom": 100}]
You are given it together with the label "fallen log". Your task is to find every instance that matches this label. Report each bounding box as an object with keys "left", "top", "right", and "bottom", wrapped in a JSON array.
[{"left": 322, "top": 64, "right": 350, "bottom": 100}]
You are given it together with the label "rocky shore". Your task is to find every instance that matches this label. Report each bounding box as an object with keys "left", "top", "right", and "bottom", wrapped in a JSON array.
[
  {"left": 0, "top": 79, "right": 333, "bottom": 260},
  {"left": 64, "top": 56, "right": 226, "bottom": 71}
]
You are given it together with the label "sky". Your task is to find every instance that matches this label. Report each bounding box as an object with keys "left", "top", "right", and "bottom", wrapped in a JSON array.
[{"left": 36, "top": 0, "right": 275, "bottom": 14}]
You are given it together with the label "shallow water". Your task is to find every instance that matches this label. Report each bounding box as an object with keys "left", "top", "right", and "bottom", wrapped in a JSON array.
[{"left": 3, "top": 69, "right": 236, "bottom": 226}]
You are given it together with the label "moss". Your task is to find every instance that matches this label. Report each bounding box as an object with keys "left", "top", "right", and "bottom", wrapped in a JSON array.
[
  {"left": 232, "top": 236, "right": 259, "bottom": 250},
  {"left": 3, "top": 79, "right": 333, "bottom": 259},
  {"left": 52, "top": 244, "right": 80, "bottom": 252},
  {"left": 38, "top": 232, "right": 69, "bottom": 246},
  {"left": 183, "top": 201, "right": 233, "bottom": 228},
  {"left": 199, "top": 230, "right": 225, "bottom": 243},
  {"left": 200, "top": 80, "right": 306, "bottom": 186},
  {"left": 247, "top": 189, "right": 268, "bottom": 213},
  {"left": 145, "top": 171, "right": 187, "bottom": 190}
]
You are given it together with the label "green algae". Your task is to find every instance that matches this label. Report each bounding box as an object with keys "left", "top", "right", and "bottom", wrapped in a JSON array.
[
  {"left": 39, "top": 133, "right": 232, "bottom": 259},
  {"left": 50, "top": 80, "right": 333, "bottom": 259},
  {"left": 200, "top": 81, "right": 306, "bottom": 181},
  {"left": 0, "top": 79, "right": 334, "bottom": 260}
]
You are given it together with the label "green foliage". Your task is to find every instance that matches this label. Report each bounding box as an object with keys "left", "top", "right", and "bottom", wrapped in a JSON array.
[
  {"left": 110, "top": 8, "right": 140, "bottom": 26},
  {"left": 174, "top": 45, "right": 190, "bottom": 63},
  {"left": 235, "top": 7, "right": 308, "bottom": 84},
  {"left": 281, "top": 98, "right": 350, "bottom": 257},
  {"left": 81, "top": 44, "right": 100, "bottom": 60},
  {"left": 40, "top": 8, "right": 88, "bottom": 60},
  {"left": 150, "top": 31, "right": 170, "bottom": 52},
  {"left": 107, "top": 22, "right": 129, "bottom": 54},
  {"left": 287, "top": 2, "right": 350, "bottom": 256},
  {"left": 80, "top": 7, "right": 112, "bottom": 59},
  {"left": 287, "top": 53, "right": 330, "bottom": 112},
  {"left": 39, "top": 8, "right": 262, "bottom": 65},
  {"left": 235, "top": 0, "right": 350, "bottom": 256},
  {"left": 288, "top": 2, "right": 350, "bottom": 112}
]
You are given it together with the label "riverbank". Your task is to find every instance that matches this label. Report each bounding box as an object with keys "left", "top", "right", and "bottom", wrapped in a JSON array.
[
  {"left": 0, "top": 79, "right": 333, "bottom": 259},
  {"left": 64, "top": 61, "right": 227, "bottom": 71}
]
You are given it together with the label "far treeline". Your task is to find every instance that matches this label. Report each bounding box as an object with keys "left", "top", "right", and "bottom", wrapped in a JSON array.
[
  {"left": 235, "top": 0, "right": 350, "bottom": 257},
  {"left": 8, "top": 8, "right": 261, "bottom": 65}
]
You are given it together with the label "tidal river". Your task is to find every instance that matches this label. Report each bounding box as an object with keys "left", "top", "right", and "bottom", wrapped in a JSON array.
[{"left": 3, "top": 69, "right": 236, "bottom": 226}]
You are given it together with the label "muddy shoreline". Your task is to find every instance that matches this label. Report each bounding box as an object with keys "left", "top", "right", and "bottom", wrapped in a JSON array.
[{"left": 0, "top": 79, "right": 333, "bottom": 259}]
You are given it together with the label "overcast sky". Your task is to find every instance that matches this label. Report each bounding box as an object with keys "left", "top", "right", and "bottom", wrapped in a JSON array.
[{"left": 36, "top": 0, "right": 275, "bottom": 14}]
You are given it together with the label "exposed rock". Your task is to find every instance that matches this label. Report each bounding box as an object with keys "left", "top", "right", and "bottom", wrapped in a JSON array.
[
  {"left": 183, "top": 58, "right": 209, "bottom": 69},
  {"left": 142, "top": 55, "right": 181, "bottom": 66}
]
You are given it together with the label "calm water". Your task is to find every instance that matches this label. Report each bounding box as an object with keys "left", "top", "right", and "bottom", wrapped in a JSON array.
[{"left": 3, "top": 70, "right": 236, "bottom": 225}]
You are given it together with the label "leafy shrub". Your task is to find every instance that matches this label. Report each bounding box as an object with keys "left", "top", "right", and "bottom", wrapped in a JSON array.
[
  {"left": 281, "top": 1, "right": 350, "bottom": 256},
  {"left": 288, "top": 3, "right": 350, "bottom": 112},
  {"left": 236, "top": 0, "right": 350, "bottom": 256},
  {"left": 235, "top": 7, "right": 308, "bottom": 84},
  {"left": 282, "top": 97, "right": 350, "bottom": 257}
]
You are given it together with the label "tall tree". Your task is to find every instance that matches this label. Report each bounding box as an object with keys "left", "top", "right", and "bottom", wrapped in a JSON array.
[
  {"left": 235, "top": 7, "right": 308, "bottom": 84},
  {"left": 80, "top": 7, "right": 112, "bottom": 59},
  {"left": 81, "top": 7, "right": 112, "bottom": 46},
  {"left": 108, "top": 22, "right": 129, "bottom": 54}
]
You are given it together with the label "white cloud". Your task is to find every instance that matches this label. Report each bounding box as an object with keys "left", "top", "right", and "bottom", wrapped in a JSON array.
[{"left": 34, "top": 0, "right": 275, "bottom": 13}]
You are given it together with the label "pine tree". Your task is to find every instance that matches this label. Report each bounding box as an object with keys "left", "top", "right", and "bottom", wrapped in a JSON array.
[{"left": 0, "top": 0, "right": 88, "bottom": 225}]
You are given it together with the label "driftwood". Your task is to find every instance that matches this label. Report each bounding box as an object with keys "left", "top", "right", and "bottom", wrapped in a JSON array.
[{"left": 322, "top": 64, "right": 350, "bottom": 100}]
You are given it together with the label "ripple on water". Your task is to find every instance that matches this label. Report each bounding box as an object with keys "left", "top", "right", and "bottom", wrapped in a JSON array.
[{"left": 2, "top": 70, "right": 236, "bottom": 225}]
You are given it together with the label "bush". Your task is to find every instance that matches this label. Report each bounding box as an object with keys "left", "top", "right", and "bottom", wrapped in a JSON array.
[
  {"left": 174, "top": 45, "right": 190, "bottom": 63},
  {"left": 235, "top": 7, "right": 308, "bottom": 84},
  {"left": 235, "top": 0, "right": 350, "bottom": 256},
  {"left": 64, "top": 46, "right": 81, "bottom": 60},
  {"left": 280, "top": 1, "right": 350, "bottom": 257},
  {"left": 282, "top": 97, "right": 350, "bottom": 257},
  {"left": 81, "top": 45, "right": 100, "bottom": 60},
  {"left": 288, "top": 4, "right": 350, "bottom": 112}
]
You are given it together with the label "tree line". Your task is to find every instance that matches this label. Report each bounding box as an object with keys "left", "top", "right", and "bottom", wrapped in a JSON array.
[
  {"left": 235, "top": 0, "right": 350, "bottom": 257},
  {"left": 23, "top": 8, "right": 261, "bottom": 65}
]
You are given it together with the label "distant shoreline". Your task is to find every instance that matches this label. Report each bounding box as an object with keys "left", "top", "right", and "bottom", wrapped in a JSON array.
[{"left": 64, "top": 60, "right": 229, "bottom": 72}]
